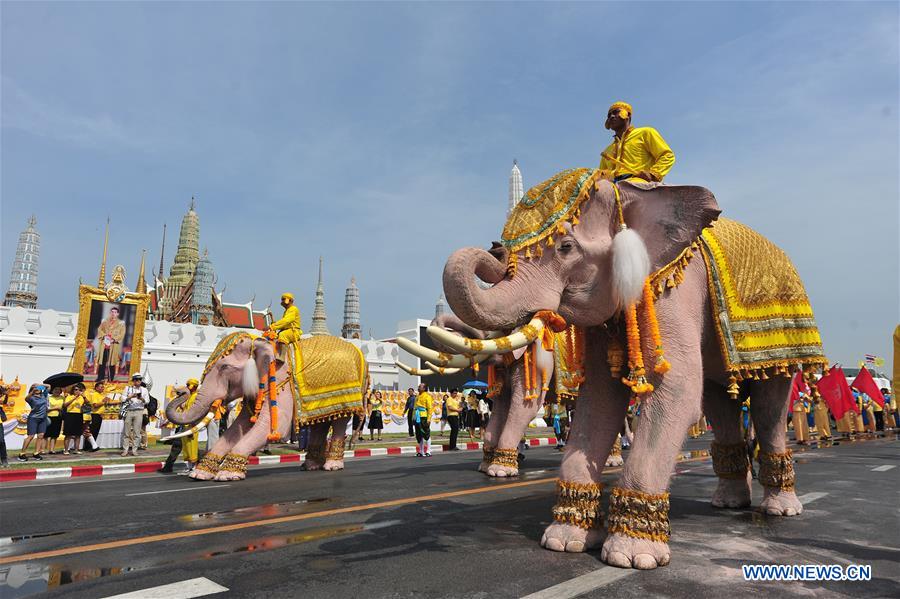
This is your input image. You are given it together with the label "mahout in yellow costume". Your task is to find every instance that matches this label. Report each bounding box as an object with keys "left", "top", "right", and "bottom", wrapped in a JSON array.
[{"left": 597, "top": 101, "right": 675, "bottom": 184}]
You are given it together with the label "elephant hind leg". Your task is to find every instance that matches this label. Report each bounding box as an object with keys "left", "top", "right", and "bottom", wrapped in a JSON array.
[
  {"left": 323, "top": 417, "right": 351, "bottom": 471},
  {"left": 301, "top": 423, "right": 329, "bottom": 470},
  {"left": 748, "top": 378, "right": 802, "bottom": 516},
  {"left": 703, "top": 380, "right": 752, "bottom": 508}
]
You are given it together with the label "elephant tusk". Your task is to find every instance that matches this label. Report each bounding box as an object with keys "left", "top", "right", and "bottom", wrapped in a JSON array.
[
  {"left": 395, "top": 361, "right": 436, "bottom": 377},
  {"left": 426, "top": 317, "right": 544, "bottom": 355},
  {"left": 423, "top": 361, "right": 462, "bottom": 375},
  {"left": 395, "top": 337, "right": 489, "bottom": 368},
  {"left": 162, "top": 411, "right": 214, "bottom": 442}
]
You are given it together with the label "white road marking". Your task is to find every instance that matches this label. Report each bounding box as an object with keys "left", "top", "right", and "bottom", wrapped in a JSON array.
[
  {"left": 100, "top": 577, "right": 228, "bottom": 598},
  {"left": 520, "top": 568, "right": 636, "bottom": 599},
  {"left": 871, "top": 464, "right": 895, "bottom": 472},
  {"left": 797, "top": 492, "right": 828, "bottom": 503},
  {"left": 126, "top": 485, "right": 231, "bottom": 496}
]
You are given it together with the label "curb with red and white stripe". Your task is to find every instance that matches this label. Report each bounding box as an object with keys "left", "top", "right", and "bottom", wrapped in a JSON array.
[{"left": 0, "top": 437, "right": 559, "bottom": 483}]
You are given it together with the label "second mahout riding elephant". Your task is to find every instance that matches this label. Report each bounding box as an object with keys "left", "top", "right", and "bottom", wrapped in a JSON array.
[
  {"left": 401, "top": 170, "right": 827, "bottom": 569},
  {"left": 166, "top": 332, "right": 367, "bottom": 481}
]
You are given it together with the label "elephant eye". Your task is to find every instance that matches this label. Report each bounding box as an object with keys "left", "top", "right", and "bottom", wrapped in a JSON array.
[{"left": 559, "top": 240, "right": 575, "bottom": 253}]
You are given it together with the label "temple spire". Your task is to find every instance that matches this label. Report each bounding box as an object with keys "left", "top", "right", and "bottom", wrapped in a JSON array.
[
  {"left": 341, "top": 276, "right": 361, "bottom": 339},
  {"left": 98, "top": 218, "right": 110, "bottom": 287},
  {"left": 136, "top": 250, "right": 148, "bottom": 294},
  {"left": 3, "top": 215, "right": 40, "bottom": 308},
  {"left": 156, "top": 223, "right": 167, "bottom": 282},
  {"left": 435, "top": 293, "right": 446, "bottom": 319},
  {"left": 310, "top": 256, "right": 329, "bottom": 335},
  {"left": 508, "top": 160, "right": 524, "bottom": 215}
]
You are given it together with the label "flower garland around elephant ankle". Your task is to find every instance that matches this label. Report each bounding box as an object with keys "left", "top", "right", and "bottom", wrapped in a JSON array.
[
  {"left": 710, "top": 441, "right": 750, "bottom": 479},
  {"left": 490, "top": 447, "right": 519, "bottom": 469},
  {"left": 220, "top": 453, "right": 249, "bottom": 475},
  {"left": 607, "top": 486, "right": 670, "bottom": 543},
  {"left": 325, "top": 437, "right": 346, "bottom": 461},
  {"left": 758, "top": 449, "right": 795, "bottom": 492},
  {"left": 551, "top": 480, "right": 604, "bottom": 530},
  {"left": 194, "top": 452, "right": 224, "bottom": 475}
]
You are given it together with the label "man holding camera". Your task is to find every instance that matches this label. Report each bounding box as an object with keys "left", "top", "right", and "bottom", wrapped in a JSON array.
[{"left": 121, "top": 373, "right": 148, "bottom": 456}]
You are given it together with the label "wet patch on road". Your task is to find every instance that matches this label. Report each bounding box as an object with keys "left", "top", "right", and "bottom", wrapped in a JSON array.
[{"left": 177, "top": 497, "right": 331, "bottom": 526}]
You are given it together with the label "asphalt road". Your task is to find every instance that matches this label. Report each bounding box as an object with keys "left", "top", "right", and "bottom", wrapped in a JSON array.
[{"left": 0, "top": 434, "right": 897, "bottom": 599}]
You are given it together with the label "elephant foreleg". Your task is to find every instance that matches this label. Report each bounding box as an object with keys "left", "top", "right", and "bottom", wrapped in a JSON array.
[
  {"left": 214, "top": 389, "right": 295, "bottom": 481},
  {"left": 541, "top": 333, "right": 629, "bottom": 554},
  {"left": 748, "top": 378, "right": 802, "bottom": 516},
  {"left": 479, "top": 390, "right": 510, "bottom": 473},
  {"left": 323, "top": 417, "right": 352, "bottom": 471},
  {"left": 191, "top": 407, "right": 254, "bottom": 480},
  {"left": 704, "top": 381, "right": 752, "bottom": 508}
]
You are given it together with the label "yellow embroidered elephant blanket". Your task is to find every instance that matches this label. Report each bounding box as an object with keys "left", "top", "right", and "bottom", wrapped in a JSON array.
[
  {"left": 286, "top": 335, "right": 367, "bottom": 425},
  {"left": 697, "top": 218, "right": 828, "bottom": 378}
]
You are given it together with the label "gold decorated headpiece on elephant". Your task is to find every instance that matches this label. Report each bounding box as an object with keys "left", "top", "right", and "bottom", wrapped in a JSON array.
[{"left": 501, "top": 168, "right": 597, "bottom": 276}]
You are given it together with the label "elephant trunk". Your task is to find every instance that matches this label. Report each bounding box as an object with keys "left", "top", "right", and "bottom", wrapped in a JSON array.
[
  {"left": 165, "top": 387, "right": 216, "bottom": 426},
  {"left": 442, "top": 247, "right": 560, "bottom": 331}
]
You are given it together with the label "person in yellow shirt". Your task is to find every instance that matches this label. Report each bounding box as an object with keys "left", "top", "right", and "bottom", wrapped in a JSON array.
[
  {"left": 83, "top": 382, "right": 109, "bottom": 452},
  {"left": 415, "top": 383, "right": 434, "bottom": 457},
  {"left": 269, "top": 293, "right": 302, "bottom": 344},
  {"left": 62, "top": 384, "right": 87, "bottom": 454},
  {"left": 791, "top": 395, "right": 809, "bottom": 444},
  {"left": 597, "top": 101, "right": 675, "bottom": 184},
  {"left": 445, "top": 388, "right": 462, "bottom": 450},
  {"left": 813, "top": 396, "right": 831, "bottom": 441},
  {"left": 181, "top": 379, "right": 200, "bottom": 472},
  {"left": 46, "top": 387, "right": 66, "bottom": 454}
]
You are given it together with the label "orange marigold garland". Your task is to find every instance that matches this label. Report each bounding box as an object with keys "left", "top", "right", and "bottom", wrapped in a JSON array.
[
  {"left": 621, "top": 276, "right": 674, "bottom": 398},
  {"left": 641, "top": 279, "right": 670, "bottom": 374}
]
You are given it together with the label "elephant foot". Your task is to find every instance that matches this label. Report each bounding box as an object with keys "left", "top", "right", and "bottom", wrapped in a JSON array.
[
  {"left": 300, "top": 460, "right": 323, "bottom": 471},
  {"left": 541, "top": 523, "right": 604, "bottom": 553},
  {"left": 323, "top": 459, "right": 345, "bottom": 471},
  {"left": 477, "top": 460, "right": 490, "bottom": 473},
  {"left": 760, "top": 488, "right": 803, "bottom": 516},
  {"left": 212, "top": 454, "right": 248, "bottom": 481},
  {"left": 486, "top": 463, "right": 519, "bottom": 477},
  {"left": 213, "top": 469, "right": 246, "bottom": 481},
  {"left": 605, "top": 454, "right": 624, "bottom": 468},
  {"left": 189, "top": 468, "right": 216, "bottom": 481},
  {"left": 601, "top": 532, "right": 670, "bottom": 569},
  {"left": 711, "top": 474, "right": 752, "bottom": 508}
]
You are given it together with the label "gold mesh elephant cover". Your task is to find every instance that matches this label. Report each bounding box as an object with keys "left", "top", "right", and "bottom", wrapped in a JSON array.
[
  {"left": 698, "top": 218, "right": 827, "bottom": 377},
  {"left": 285, "top": 336, "right": 367, "bottom": 425}
]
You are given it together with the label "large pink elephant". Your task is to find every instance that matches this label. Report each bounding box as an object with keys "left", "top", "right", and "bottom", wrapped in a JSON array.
[
  {"left": 402, "top": 174, "right": 826, "bottom": 569},
  {"left": 166, "top": 333, "right": 366, "bottom": 481}
]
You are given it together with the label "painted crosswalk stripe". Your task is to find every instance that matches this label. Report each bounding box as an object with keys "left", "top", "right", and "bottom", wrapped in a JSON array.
[
  {"left": 100, "top": 577, "right": 228, "bottom": 598},
  {"left": 871, "top": 465, "right": 895, "bottom": 472},
  {"left": 126, "top": 485, "right": 231, "bottom": 496},
  {"left": 797, "top": 492, "right": 828, "bottom": 503},
  {"left": 520, "top": 568, "right": 636, "bottom": 599}
]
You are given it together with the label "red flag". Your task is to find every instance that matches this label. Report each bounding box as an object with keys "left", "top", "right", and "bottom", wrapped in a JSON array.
[
  {"left": 816, "top": 366, "right": 854, "bottom": 420},
  {"left": 789, "top": 372, "right": 810, "bottom": 409},
  {"left": 851, "top": 366, "right": 886, "bottom": 408}
]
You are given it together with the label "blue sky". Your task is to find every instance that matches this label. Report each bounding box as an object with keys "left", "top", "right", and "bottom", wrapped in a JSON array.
[{"left": 2, "top": 2, "right": 897, "bottom": 366}]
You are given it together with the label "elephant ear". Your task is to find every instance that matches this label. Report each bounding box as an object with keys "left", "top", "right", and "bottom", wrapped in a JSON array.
[
  {"left": 242, "top": 337, "right": 274, "bottom": 403},
  {"left": 619, "top": 182, "right": 721, "bottom": 275}
]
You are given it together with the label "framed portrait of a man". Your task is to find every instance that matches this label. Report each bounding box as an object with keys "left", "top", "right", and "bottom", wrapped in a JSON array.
[{"left": 73, "top": 284, "right": 149, "bottom": 383}]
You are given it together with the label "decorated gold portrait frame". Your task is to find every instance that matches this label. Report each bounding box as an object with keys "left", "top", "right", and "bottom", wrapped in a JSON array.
[{"left": 73, "top": 283, "right": 150, "bottom": 383}]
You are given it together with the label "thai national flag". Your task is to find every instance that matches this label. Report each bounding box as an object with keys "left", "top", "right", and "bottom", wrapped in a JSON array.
[{"left": 864, "top": 354, "right": 877, "bottom": 363}]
